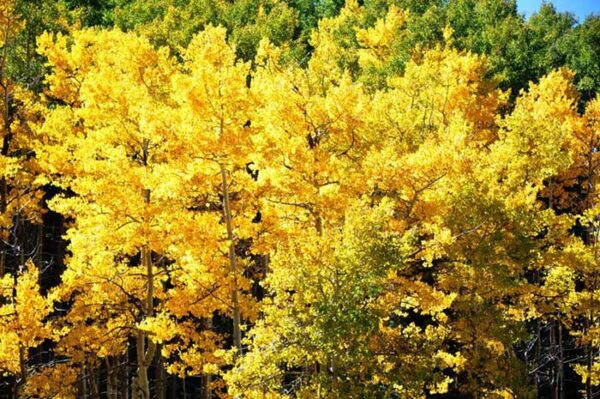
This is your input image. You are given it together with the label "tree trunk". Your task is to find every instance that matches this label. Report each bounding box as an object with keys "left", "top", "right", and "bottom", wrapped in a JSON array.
[
  {"left": 558, "top": 323, "right": 564, "bottom": 399},
  {"left": 14, "top": 344, "right": 26, "bottom": 398},
  {"left": 81, "top": 363, "right": 88, "bottom": 399},
  {"left": 135, "top": 185, "right": 156, "bottom": 399},
  {"left": 155, "top": 346, "right": 166, "bottom": 399},
  {"left": 135, "top": 243, "right": 156, "bottom": 399},
  {"left": 169, "top": 374, "right": 177, "bottom": 399},
  {"left": 107, "top": 357, "right": 118, "bottom": 399},
  {"left": 120, "top": 351, "right": 129, "bottom": 399},
  {"left": 200, "top": 318, "right": 213, "bottom": 399},
  {"left": 586, "top": 343, "right": 592, "bottom": 399},
  {"left": 0, "top": 176, "right": 6, "bottom": 276},
  {"left": 35, "top": 224, "right": 43, "bottom": 268},
  {"left": 89, "top": 363, "right": 100, "bottom": 399},
  {"left": 220, "top": 165, "right": 242, "bottom": 354},
  {"left": 551, "top": 321, "right": 557, "bottom": 399}
]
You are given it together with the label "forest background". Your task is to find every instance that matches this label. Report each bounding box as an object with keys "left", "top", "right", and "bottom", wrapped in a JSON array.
[{"left": 0, "top": 0, "right": 600, "bottom": 398}]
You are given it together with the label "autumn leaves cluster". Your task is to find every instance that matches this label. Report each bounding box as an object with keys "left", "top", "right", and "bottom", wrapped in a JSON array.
[{"left": 0, "top": 0, "right": 599, "bottom": 398}]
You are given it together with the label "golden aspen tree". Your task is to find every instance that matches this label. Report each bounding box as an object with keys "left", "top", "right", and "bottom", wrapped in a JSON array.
[
  {"left": 452, "top": 69, "right": 579, "bottom": 399},
  {"left": 528, "top": 94, "right": 600, "bottom": 396},
  {"left": 572, "top": 98, "right": 600, "bottom": 393},
  {"left": 360, "top": 38, "right": 536, "bottom": 397},
  {"left": 141, "top": 25, "right": 263, "bottom": 385},
  {"left": 35, "top": 25, "right": 261, "bottom": 397},
  {"left": 167, "top": 24, "right": 260, "bottom": 355},
  {"left": 489, "top": 69, "right": 588, "bottom": 398},
  {"left": 0, "top": 261, "right": 51, "bottom": 396},
  {"left": 227, "top": 21, "right": 478, "bottom": 399},
  {"left": 227, "top": 37, "right": 376, "bottom": 396},
  {"left": 35, "top": 28, "right": 179, "bottom": 398}
]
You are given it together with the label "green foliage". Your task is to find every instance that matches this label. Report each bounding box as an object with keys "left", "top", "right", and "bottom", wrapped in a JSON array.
[
  {"left": 565, "top": 15, "right": 600, "bottom": 100},
  {"left": 108, "top": 0, "right": 300, "bottom": 61},
  {"left": 5, "top": 0, "right": 78, "bottom": 88}
]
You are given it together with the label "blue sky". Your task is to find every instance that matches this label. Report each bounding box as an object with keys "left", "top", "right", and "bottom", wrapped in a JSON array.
[{"left": 517, "top": 0, "right": 600, "bottom": 21}]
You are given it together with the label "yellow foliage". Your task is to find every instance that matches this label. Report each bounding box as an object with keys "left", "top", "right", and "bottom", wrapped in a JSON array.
[{"left": 0, "top": 261, "right": 51, "bottom": 376}]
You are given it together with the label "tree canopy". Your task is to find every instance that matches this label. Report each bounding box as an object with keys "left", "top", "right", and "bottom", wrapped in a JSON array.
[{"left": 0, "top": 0, "right": 598, "bottom": 398}]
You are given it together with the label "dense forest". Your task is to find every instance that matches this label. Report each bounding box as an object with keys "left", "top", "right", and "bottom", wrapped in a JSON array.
[{"left": 0, "top": 0, "right": 599, "bottom": 398}]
